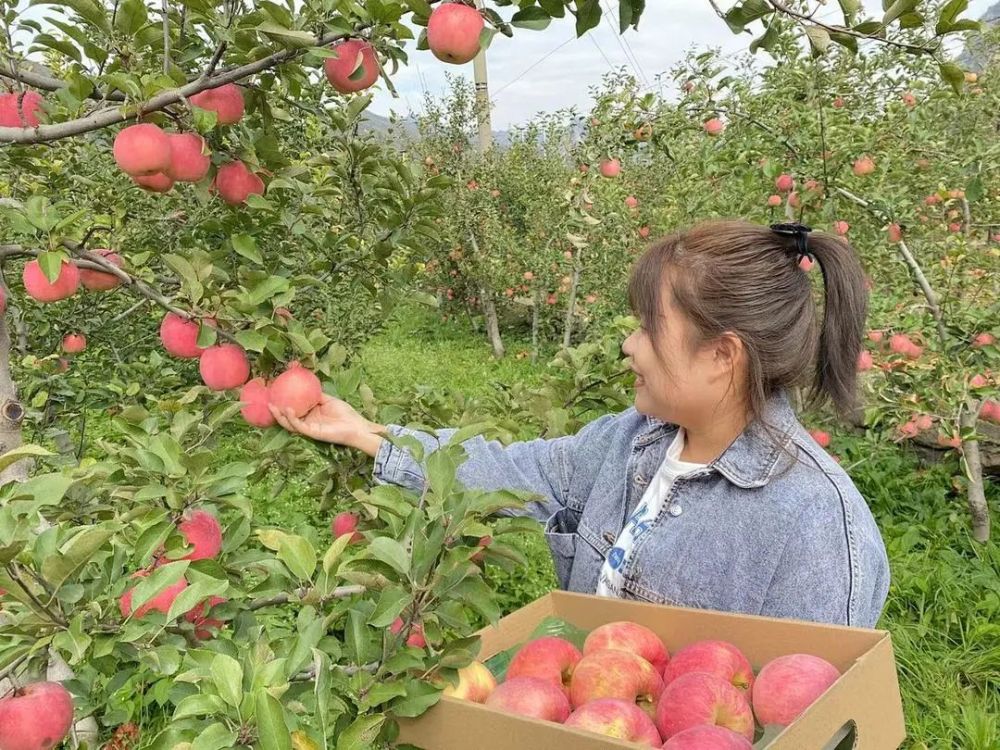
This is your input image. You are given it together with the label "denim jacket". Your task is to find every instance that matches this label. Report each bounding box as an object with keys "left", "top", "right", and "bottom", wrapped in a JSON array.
[{"left": 372, "top": 391, "right": 890, "bottom": 628}]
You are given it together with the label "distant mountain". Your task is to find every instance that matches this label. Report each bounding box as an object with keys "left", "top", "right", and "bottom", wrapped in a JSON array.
[
  {"left": 958, "top": 2, "right": 1000, "bottom": 71},
  {"left": 358, "top": 110, "right": 514, "bottom": 148}
]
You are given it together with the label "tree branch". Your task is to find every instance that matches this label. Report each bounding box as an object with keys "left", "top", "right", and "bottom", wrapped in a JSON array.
[
  {"left": 0, "top": 26, "right": 362, "bottom": 144},
  {"left": 246, "top": 584, "right": 365, "bottom": 611}
]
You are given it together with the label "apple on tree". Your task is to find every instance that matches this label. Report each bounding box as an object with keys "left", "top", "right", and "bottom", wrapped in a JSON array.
[{"left": 427, "top": 3, "right": 485, "bottom": 65}]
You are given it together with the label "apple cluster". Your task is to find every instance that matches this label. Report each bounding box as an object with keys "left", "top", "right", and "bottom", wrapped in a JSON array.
[{"left": 439, "top": 621, "right": 843, "bottom": 749}]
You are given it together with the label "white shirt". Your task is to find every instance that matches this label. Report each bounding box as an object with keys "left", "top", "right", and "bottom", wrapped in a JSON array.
[{"left": 596, "top": 429, "right": 706, "bottom": 598}]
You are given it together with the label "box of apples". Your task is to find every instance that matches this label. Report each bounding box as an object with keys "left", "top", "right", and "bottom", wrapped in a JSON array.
[{"left": 396, "top": 591, "right": 905, "bottom": 749}]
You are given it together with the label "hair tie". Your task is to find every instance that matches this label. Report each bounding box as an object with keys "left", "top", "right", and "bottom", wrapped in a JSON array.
[{"left": 770, "top": 222, "right": 814, "bottom": 266}]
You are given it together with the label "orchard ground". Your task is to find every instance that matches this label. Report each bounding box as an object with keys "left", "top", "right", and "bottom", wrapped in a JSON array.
[{"left": 71, "top": 302, "right": 1000, "bottom": 749}]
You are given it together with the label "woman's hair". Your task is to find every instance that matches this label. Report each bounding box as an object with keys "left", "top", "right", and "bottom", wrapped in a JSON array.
[{"left": 627, "top": 220, "right": 868, "bottom": 422}]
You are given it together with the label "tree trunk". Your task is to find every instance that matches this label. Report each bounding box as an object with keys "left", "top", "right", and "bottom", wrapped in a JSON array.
[
  {"left": 480, "top": 288, "right": 505, "bottom": 359},
  {"left": 531, "top": 288, "right": 541, "bottom": 364},
  {"left": 960, "top": 400, "right": 991, "bottom": 543},
  {"left": 562, "top": 262, "right": 581, "bottom": 350}
]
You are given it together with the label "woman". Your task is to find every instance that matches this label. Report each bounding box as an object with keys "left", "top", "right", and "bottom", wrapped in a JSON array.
[{"left": 271, "top": 220, "right": 890, "bottom": 629}]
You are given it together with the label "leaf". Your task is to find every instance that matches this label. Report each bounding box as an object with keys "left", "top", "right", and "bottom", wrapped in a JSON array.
[
  {"left": 29, "top": 0, "right": 111, "bottom": 33},
  {"left": 247, "top": 276, "right": 290, "bottom": 306},
  {"left": 882, "top": 0, "right": 918, "bottom": 26},
  {"left": 510, "top": 7, "right": 551, "bottom": 30},
  {"left": 257, "top": 21, "right": 316, "bottom": 48},
  {"left": 173, "top": 693, "right": 230, "bottom": 719},
  {"left": 937, "top": 0, "right": 968, "bottom": 28},
  {"left": 256, "top": 690, "right": 293, "bottom": 750},
  {"left": 235, "top": 329, "right": 268, "bottom": 353},
  {"left": 322, "top": 532, "right": 353, "bottom": 574},
  {"left": 0, "top": 444, "right": 52, "bottom": 473},
  {"left": 336, "top": 715, "right": 385, "bottom": 750},
  {"left": 405, "top": 0, "right": 432, "bottom": 17},
  {"left": 390, "top": 680, "right": 441, "bottom": 718},
  {"left": 290, "top": 731, "right": 319, "bottom": 750},
  {"left": 574, "top": 0, "right": 602, "bottom": 36},
  {"left": 210, "top": 653, "right": 244, "bottom": 709},
  {"left": 278, "top": 534, "right": 317, "bottom": 581},
  {"left": 191, "top": 722, "right": 237, "bottom": 750},
  {"left": 368, "top": 586, "right": 411, "bottom": 628},
  {"left": 366, "top": 537, "right": 410, "bottom": 579},
  {"left": 24, "top": 196, "right": 57, "bottom": 231},
  {"left": 805, "top": 25, "right": 832, "bottom": 55},
  {"left": 31, "top": 33, "right": 82, "bottom": 62},
  {"left": 114, "top": 0, "right": 148, "bottom": 36},
  {"left": 939, "top": 61, "right": 965, "bottom": 94},
  {"left": 231, "top": 234, "right": 263, "bottom": 264},
  {"left": 41, "top": 525, "right": 114, "bottom": 592},
  {"left": 837, "top": 0, "right": 861, "bottom": 20}
]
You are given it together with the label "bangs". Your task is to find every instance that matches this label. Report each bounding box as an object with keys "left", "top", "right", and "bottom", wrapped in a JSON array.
[{"left": 628, "top": 232, "right": 681, "bottom": 338}]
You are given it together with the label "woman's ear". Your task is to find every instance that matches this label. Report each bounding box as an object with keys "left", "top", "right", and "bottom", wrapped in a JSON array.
[{"left": 711, "top": 331, "right": 745, "bottom": 380}]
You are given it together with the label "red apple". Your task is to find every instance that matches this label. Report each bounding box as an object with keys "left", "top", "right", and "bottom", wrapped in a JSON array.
[
  {"left": 166, "top": 132, "right": 211, "bottom": 182},
  {"left": 159, "top": 312, "right": 215, "bottom": 359},
  {"left": 751, "top": 653, "right": 840, "bottom": 727},
  {"left": 390, "top": 617, "right": 426, "bottom": 648},
  {"left": 324, "top": 39, "right": 380, "bottom": 94},
  {"left": 485, "top": 676, "right": 571, "bottom": 723},
  {"left": 79, "top": 248, "right": 123, "bottom": 291},
  {"left": 888, "top": 223, "right": 903, "bottom": 243},
  {"left": 655, "top": 671, "right": 754, "bottom": 741},
  {"left": 703, "top": 118, "right": 724, "bottom": 136},
  {"left": 189, "top": 83, "right": 245, "bottom": 125},
  {"left": 133, "top": 172, "right": 174, "bottom": 193},
  {"left": 767, "top": 194, "right": 782, "bottom": 207},
  {"left": 0, "top": 90, "right": 44, "bottom": 127},
  {"left": 184, "top": 595, "right": 227, "bottom": 640},
  {"left": 857, "top": 350, "right": 873, "bottom": 371},
  {"left": 583, "top": 621, "right": 669, "bottom": 675},
  {"left": 177, "top": 509, "right": 222, "bottom": 561},
  {"left": 600, "top": 158, "right": 621, "bottom": 178},
  {"left": 972, "top": 333, "right": 995, "bottom": 348},
  {"left": 507, "top": 636, "right": 583, "bottom": 696},
  {"left": 775, "top": 174, "right": 794, "bottom": 193},
  {"left": 852, "top": 156, "right": 875, "bottom": 176},
  {"left": 199, "top": 344, "right": 250, "bottom": 390},
  {"left": 113, "top": 123, "right": 171, "bottom": 176},
  {"left": 639, "top": 226, "right": 651, "bottom": 238},
  {"left": 22, "top": 258, "right": 80, "bottom": 302},
  {"left": 833, "top": 220, "right": 849, "bottom": 236},
  {"left": 570, "top": 648, "right": 664, "bottom": 718},
  {"left": 833, "top": 96, "right": 845, "bottom": 108},
  {"left": 331, "top": 511, "right": 363, "bottom": 544},
  {"left": 239, "top": 378, "right": 275, "bottom": 428},
  {"left": 662, "top": 640, "right": 753, "bottom": 693},
  {"left": 213, "top": 160, "right": 264, "bottom": 205},
  {"left": 62, "top": 333, "right": 86, "bottom": 354},
  {"left": 661, "top": 724, "right": 753, "bottom": 749},
  {"left": 427, "top": 3, "right": 484, "bottom": 65},
  {"left": 119, "top": 570, "right": 188, "bottom": 619},
  {"left": 564, "top": 698, "right": 661, "bottom": 746},
  {"left": 0, "top": 681, "right": 74, "bottom": 750},
  {"left": 625, "top": 195, "right": 639, "bottom": 209},
  {"left": 808, "top": 429, "right": 830, "bottom": 449}
]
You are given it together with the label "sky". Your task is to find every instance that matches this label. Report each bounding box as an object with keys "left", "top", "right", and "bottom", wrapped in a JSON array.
[
  {"left": 10, "top": 0, "right": 994, "bottom": 130},
  {"left": 366, "top": 0, "right": 995, "bottom": 129}
]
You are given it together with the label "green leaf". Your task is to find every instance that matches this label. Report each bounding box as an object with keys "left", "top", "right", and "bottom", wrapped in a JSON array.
[
  {"left": 114, "top": 0, "right": 148, "bottom": 36},
  {"left": 750, "top": 21, "right": 780, "bottom": 53},
  {"left": 510, "top": 7, "right": 551, "bottom": 30},
  {"left": 574, "top": 0, "right": 602, "bottom": 36},
  {"left": 366, "top": 537, "right": 410, "bottom": 579},
  {"left": 0, "top": 444, "right": 52, "bottom": 474},
  {"left": 805, "top": 25, "right": 832, "bottom": 55},
  {"left": 939, "top": 61, "right": 965, "bottom": 93},
  {"left": 882, "top": 0, "right": 918, "bottom": 26},
  {"left": 425, "top": 448, "right": 457, "bottom": 498},
  {"left": 29, "top": 0, "right": 111, "bottom": 33},
  {"left": 724, "top": 0, "right": 771, "bottom": 33},
  {"left": 540, "top": 0, "right": 566, "bottom": 18},
  {"left": 390, "top": 680, "right": 442, "bottom": 718},
  {"left": 257, "top": 22, "right": 316, "bottom": 48},
  {"left": 256, "top": 690, "right": 293, "bottom": 750},
  {"left": 41, "top": 525, "right": 114, "bottom": 592},
  {"left": 191, "top": 722, "right": 237, "bottom": 750},
  {"left": 406, "top": 0, "right": 432, "bottom": 17},
  {"left": 336, "top": 715, "right": 385, "bottom": 750},
  {"left": 837, "top": 0, "right": 861, "bottom": 20},
  {"left": 24, "top": 196, "right": 57, "bottom": 231},
  {"left": 322, "top": 532, "right": 353, "bottom": 574},
  {"left": 231, "top": 234, "right": 263, "bottom": 264},
  {"left": 31, "top": 33, "right": 82, "bottom": 62},
  {"left": 279, "top": 534, "right": 317, "bottom": 581},
  {"left": 210, "top": 653, "right": 244, "bottom": 709},
  {"left": 247, "top": 275, "right": 291, "bottom": 306},
  {"left": 235, "top": 329, "right": 268, "bottom": 353},
  {"left": 937, "top": 0, "right": 968, "bottom": 28},
  {"left": 368, "top": 586, "right": 412, "bottom": 628},
  {"left": 173, "top": 693, "right": 230, "bottom": 719}
]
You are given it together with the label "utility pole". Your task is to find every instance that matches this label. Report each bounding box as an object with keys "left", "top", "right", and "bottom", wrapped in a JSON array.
[{"left": 472, "top": 0, "right": 493, "bottom": 153}]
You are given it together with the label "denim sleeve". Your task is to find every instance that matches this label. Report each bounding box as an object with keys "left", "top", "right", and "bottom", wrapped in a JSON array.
[
  {"left": 759, "top": 493, "right": 872, "bottom": 628},
  {"left": 371, "top": 412, "right": 621, "bottom": 524}
]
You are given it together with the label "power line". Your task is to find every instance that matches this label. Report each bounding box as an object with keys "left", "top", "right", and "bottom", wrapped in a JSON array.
[
  {"left": 600, "top": 0, "right": 651, "bottom": 87},
  {"left": 491, "top": 35, "right": 578, "bottom": 99},
  {"left": 588, "top": 32, "right": 617, "bottom": 71}
]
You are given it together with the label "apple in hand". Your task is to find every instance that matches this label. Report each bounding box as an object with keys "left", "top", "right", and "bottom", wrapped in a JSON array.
[
  {"left": 485, "top": 676, "right": 571, "bottom": 722},
  {"left": 564, "top": 698, "right": 662, "bottom": 746}
]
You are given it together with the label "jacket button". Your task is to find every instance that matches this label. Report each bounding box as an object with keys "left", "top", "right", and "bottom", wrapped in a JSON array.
[
  {"left": 636, "top": 473, "right": 647, "bottom": 485},
  {"left": 668, "top": 504, "right": 683, "bottom": 517}
]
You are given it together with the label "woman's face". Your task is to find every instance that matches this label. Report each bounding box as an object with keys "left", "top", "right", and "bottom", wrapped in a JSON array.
[{"left": 622, "top": 280, "right": 740, "bottom": 427}]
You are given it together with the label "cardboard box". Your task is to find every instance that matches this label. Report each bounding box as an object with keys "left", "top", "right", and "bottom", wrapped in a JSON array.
[{"left": 397, "top": 591, "right": 905, "bottom": 749}]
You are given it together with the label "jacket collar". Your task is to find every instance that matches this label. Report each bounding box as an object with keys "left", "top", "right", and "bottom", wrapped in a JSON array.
[{"left": 637, "top": 391, "right": 798, "bottom": 489}]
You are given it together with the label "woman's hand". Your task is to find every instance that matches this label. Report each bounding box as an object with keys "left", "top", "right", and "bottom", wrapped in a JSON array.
[{"left": 269, "top": 394, "right": 385, "bottom": 456}]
